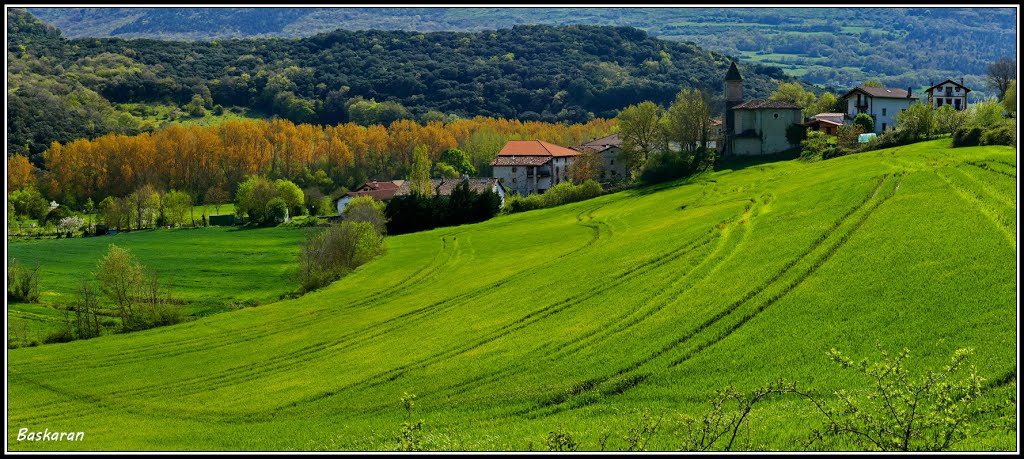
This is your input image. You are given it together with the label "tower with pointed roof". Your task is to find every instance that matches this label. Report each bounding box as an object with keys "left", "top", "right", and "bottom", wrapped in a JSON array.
[{"left": 723, "top": 61, "right": 743, "bottom": 154}]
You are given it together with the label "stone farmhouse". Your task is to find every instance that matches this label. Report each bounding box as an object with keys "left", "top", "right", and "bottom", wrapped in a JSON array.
[
  {"left": 925, "top": 79, "right": 971, "bottom": 111},
  {"left": 839, "top": 86, "right": 919, "bottom": 134},
  {"left": 336, "top": 178, "right": 505, "bottom": 215},
  {"left": 572, "top": 133, "right": 630, "bottom": 181},
  {"left": 722, "top": 62, "right": 803, "bottom": 155},
  {"left": 491, "top": 140, "right": 580, "bottom": 196}
]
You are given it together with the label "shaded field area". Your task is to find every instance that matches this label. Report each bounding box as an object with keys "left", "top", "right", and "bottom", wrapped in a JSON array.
[{"left": 7, "top": 139, "right": 1017, "bottom": 451}]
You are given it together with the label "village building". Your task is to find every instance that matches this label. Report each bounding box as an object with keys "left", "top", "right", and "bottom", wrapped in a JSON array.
[
  {"left": 839, "top": 86, "right": 919, "bottom": 134},
  {"left": 803, "top": 112, "right": 845, "bottom": 135},
  {"left": 925, "top": 79, "right": 971, "bottom": 111},
  {"left": 491, "top": 140, "right": 580, "bottom": 195},
  {"left": 336, "top": 178, "right": 505, "bottom": 215},
  {"left": 573, "top": 133, "right": 630, "bottom": 181},
  {"left": 722, "top": 62, "right": 804, "bottom": 155}
]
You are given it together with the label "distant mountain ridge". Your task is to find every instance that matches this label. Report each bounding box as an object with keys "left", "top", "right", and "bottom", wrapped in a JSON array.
[
  {"left": 7, "top": 8, "right": 787, "bottom": 159},
  {"left": 26, "top": 6, "right": 1018, "bottom": 92}
]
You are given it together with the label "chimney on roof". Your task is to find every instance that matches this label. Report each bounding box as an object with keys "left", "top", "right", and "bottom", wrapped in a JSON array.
[
  {"left": 960, "top": 77, "right": 964, "bottom": 86},
  {"left": 907, "top": 87, "right": 912, "bottom": 98}
]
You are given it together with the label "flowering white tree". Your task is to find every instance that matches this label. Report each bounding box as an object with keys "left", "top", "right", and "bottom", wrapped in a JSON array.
[{"left": 57, "top": 216, "right": 86, "bottom": 233}]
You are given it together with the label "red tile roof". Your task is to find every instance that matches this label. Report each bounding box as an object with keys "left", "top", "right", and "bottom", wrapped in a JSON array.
[
  {"left": 497, "top": 140, "right": 580, "bottom": 157},
  {"left": 732, "top": 99, "right": 804, "bottom": 110},
  {"left": 491, "top": 156, "right": 553, "bottom": 167}
]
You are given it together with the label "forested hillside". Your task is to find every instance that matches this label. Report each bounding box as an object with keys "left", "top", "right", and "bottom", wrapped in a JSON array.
[
  {"left": 7, "top": 8, "right": 786, "bottom": 161},
  {"left": 27, "top": 7, "right": 1018, "bottom": 92}
]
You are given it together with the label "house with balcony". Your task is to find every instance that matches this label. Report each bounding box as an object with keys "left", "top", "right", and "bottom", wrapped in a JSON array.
[
  {"left": 839, "top": 86, "right": 919, "bottom": 134},
  {"left": 491, "top": 140, "right": 580, "bottom": 195},
  {"left": 925, "top": 79, "right": 971, "bottom": 111}
]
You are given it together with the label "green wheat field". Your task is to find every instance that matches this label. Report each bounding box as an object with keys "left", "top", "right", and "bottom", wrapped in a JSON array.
[{"left": 6, "top": 139, "right": 1017, "bottom": 451}]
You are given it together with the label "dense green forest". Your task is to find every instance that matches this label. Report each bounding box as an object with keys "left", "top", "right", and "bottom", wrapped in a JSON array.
[
  {"left": 7, "top": 8, "right": 787, "bottom": 162},
  {"left": 27, "top": 7, "right": 1018, "bottom": 92}
]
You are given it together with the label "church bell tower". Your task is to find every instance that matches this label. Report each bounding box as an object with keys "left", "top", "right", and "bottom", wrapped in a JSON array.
[{"left": 723, "top": 61, "right": 743, "bottom": 154}]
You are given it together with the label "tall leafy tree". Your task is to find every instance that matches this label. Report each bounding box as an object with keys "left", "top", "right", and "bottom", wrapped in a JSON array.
[
  {"left": 409, "top": 145, "right": 432, "bottom": 196},
  {"left": 662, "top": 88, "right": 712, "bottom": 156},
  {"left": 617, "top": 101, "right": 663, "bottom": 176},
  {"left": 986, "top": 57, "right": 1016, "bottom": 101}
]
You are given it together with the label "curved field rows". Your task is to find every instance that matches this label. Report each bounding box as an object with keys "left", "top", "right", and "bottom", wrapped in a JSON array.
[{"left": 7, "top": 140, "right": 1017, "bottom": 451}]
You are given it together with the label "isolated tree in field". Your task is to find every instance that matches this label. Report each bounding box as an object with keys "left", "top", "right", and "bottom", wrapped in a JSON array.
[
  {"left": 127, "top": 184, "right": 159, "bottom": 230},
  {"left": 72, "top": 277, "right": 102, "bottom": 340},
  {"left": 163, "top": 190, "right": 192, "bottom": 227},
  {"left": 409, "top": 145, "right": 433, "bottom": 196},
  {"left": 617, "top": 101, "right": 664, "bottom": 176},
  {"left": 567, "top": 148, "right": 603, "bottom": 183},
  {"left": 96, "top": 244, "right": 143, "bottom": 324},
  {"left": 770, "top": 82, "right": 816, "bottom": 118},
  {"left": 343, "top": 195, "right": 388, "bottom": 235},
  {"left": 275, "top": 179, "right": 306, "bottom": 217},
  {"left": 204, "top": 185, "right": 229, "bottom": 215},
  {"left": 234, "top": 175, "right": 279, "bottom": 225},
  {"left": 83, "top": 197, "right": 95, "bottom": 229},
  {"left": 986, "top": 57, "right": 1016, "bottom": 101}
]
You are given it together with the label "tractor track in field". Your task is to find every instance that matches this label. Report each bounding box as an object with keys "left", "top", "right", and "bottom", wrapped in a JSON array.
[
  {"left": 18, "top": 231, "right": 468, "bottom": 375},
  {"left": 259, "top": 204, "right": 747, "bottom": 417},
  {"left": 15, "top": 202, "right": 617, "bottom": 421},
  {"left": 935, "top": 168, "right": 1016, "bottom": 249},
  {"left": 952, "top": 165, "right": 1016, "bottom": 209},
  {"left": 964, "top": 160, "right": 1017, "bottom": 179},
  {"left": 431, "top": 197, "right": 766, "bottom": 399},
  {"left": 514, "top": 173, "right": 902, "bottom": 418}
]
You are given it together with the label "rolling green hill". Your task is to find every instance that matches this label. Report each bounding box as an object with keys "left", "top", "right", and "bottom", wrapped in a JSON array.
[{"left": 6, "top": 140, "right": 1017, "bottom": 451}]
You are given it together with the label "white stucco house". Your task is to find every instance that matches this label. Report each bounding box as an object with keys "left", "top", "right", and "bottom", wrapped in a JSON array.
[
  {"left": 925, "top": 79, "right": 971, "bottom": 111},
  {"left": 839, "top": 86, "right": 919, "bottom": 134},
  {"left": 491, "top": 140, "right": 580, "bottom": 195}
]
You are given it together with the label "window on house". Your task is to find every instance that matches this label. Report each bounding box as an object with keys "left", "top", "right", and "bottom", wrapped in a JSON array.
[
  {"left": 936, "top": 99, "right": 943, "bottom": 107},
  {"left": 512, "top": 178, "right": 516, "bottom": 183},
  {"left": 881, "top": 123, "right": 887, "bottom": 131},
  {"left": 882, "top": 108, "right": 887, "bottom": 116},
  {"left": 946, "top": 98, "right": 952, "bottom": 104},
  {"left": 773, "top": 113, "right": 779, "bottom": 119},
  {"left": 610, "top": 159, "right": 614, "bottom": 165}
]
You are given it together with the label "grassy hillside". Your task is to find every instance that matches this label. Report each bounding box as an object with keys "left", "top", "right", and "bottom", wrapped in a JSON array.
[
  {"left": 7, "top": 225, "right": 305, "bottom": 345},
  {"left": 6, "top": 140, "right": 1016, "bottom": 451}
]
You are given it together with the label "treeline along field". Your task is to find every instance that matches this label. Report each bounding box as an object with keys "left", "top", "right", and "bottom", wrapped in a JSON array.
[{"left": 6, "top": 139, "right": 1017, "bottom": 450}]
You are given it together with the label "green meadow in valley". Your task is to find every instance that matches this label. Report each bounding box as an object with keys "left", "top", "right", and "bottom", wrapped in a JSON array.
[
  {"left": 6, "top": 139, "right": 1017, "bottom": 451},
  {"left": 7, "top": 225, "right": 305, "bottom": 343}
]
